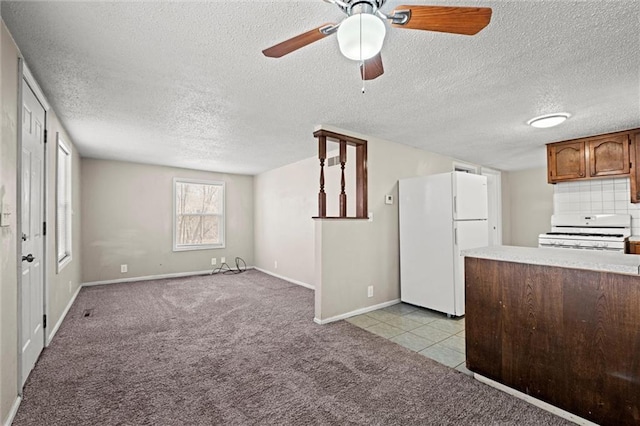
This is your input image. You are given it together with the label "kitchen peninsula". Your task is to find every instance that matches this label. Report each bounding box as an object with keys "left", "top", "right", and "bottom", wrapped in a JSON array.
[{"left": 464, "top": 246, "right": 640, "bottom": 426}]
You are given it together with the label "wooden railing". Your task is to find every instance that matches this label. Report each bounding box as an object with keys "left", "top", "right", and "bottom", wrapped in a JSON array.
[{"left": 313, "top": 130, "right": 368, "bottom": 219}]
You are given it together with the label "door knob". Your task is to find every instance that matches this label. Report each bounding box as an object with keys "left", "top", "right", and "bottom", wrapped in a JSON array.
[
  {"left": 21, "top": 233, "right": 28, "bottom": 241},
  {"left": 22, "top": 254, "right": 35, "bottom": 263}
]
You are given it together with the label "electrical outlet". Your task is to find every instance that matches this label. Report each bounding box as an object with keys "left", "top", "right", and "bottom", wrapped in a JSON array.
[
  {"left": 221, "top": 257, "right": 226, "bottom": 264},
  {"left": 385, "top": 194, "right": 393, "bottom": 205},
  {"left": 367, "top": 286, "right": 373, "bottom": 298},
  {"left": 121, "top": 264, "right": 128, "bottom": 273},
  {"left": 274, "top": 260, "right": 278, "bottom": 269},
  {"left": 211, "top": 258, "right": 217, "bottom": 266}
]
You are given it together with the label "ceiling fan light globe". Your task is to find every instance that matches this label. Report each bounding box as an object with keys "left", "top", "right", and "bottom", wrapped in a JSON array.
[{"left": 337, "top": 13, "right": 386, "bottom": 61}]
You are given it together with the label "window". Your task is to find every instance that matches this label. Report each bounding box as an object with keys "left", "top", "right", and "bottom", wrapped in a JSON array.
[
  {"left": 56, "top": 134, "right": 72, "bottom": 269},
  {"left": 173, "top": 178, "right": 225, "bottom": 251}
]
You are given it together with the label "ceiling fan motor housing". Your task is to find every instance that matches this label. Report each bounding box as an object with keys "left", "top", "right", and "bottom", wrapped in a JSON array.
[{"left": 340, "top": 0, "right": 386, "bottom": 16}]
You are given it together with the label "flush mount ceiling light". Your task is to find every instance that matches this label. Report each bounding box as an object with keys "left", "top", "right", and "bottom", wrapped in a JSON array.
[
  {"left": 527, "top": 113, "right": 571, "bottom": 128},
  {"left": 337, "top": 12, "right": 386, "bottom": 61}
]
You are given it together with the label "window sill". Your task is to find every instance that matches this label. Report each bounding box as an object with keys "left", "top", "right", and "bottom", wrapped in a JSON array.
[
  {"left": 173, "top": 244, "right": 226, "bottom": 252},
  {"left": 57, "top": 255, "right": 72, "bottom": 273}
]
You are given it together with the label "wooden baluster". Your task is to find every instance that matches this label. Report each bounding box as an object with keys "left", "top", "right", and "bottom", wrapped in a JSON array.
[
  {"left": 318, "top": 135, "right": 327, "bottom": 217},
  {"left": 339, "top": 140, "right": 347, "bottom": 217},
  {"left": 356, "top": 143, "right": 367, "bottom": 218}
]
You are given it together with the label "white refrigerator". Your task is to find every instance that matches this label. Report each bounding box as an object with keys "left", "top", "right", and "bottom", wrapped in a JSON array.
[{"left": 399, "top": 172, "right": 489, "bottom": 317}]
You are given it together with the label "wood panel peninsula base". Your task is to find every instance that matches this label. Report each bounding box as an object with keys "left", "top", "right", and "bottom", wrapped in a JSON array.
[{"left": 463, "top": 246, "right": 640, "bottom": 426}]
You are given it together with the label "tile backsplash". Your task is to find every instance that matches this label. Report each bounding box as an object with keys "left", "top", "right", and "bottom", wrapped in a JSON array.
[{"left": 553, "top": 177, "right": 640, "bottom": 235}]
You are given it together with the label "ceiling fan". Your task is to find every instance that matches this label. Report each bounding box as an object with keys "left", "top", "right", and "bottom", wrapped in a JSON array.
[{"left": 262, "top": 0, "right": 492, "bottom": 81}]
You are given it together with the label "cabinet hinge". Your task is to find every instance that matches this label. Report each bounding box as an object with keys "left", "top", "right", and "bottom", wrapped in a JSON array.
[
  {"left": 43, "top": 314, "right": 47, "bottom": 328},
  {"left": 43, "top": 221, "right": 46, "bottom": 236},
  {"left": 44, "top": 129, "right": 47, "bottom": 144}
]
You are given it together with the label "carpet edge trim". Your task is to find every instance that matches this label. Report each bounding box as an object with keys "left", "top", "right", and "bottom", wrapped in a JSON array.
[
  {"left": 314, "top": 299, "right": 401, "bottom": 324},
  {"left": 2, "top": 396, "right": 21, "bottom": 426},
  {"left": 46, "top": 285, "right": 82, "bottom": 346},
  {"left": 474, "top": 374, "right": 598, "bottom": 426},
  {"left": 80, "top": 268, "right": 254, "bottom": 287},
  {"left": 253, "top": 267, "right": 314, "bottom": 290}
]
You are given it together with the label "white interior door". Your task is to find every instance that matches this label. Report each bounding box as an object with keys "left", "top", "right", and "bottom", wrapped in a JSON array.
[
  {"left": 20, "top": 78, "right": 46, "bottom": 387},
  {"left": 482, "top": 168, "right": 502, "bottom": 246}
]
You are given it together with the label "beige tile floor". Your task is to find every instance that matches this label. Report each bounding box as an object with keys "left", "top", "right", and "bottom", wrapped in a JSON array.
[{"left": 346, "top": 303, "right": 472, "bottom": 375}]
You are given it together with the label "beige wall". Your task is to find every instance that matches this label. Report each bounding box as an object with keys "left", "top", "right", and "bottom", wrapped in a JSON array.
[
  {"left": 1, "top": 19, "right": 20, "bottom": 423},
  {"left": 505, "top": 167, "right": 554, "bottom": 247},
  {"left": 46, "top": 112, "right": 83, "bottom": 336},
  {"left": 314, "top": 128, "right": 457, "bottom": 321},
  {"left": 254, "top": 155, "right": 317, "bottom": 286},
  {"left": 1, "top": 20, "right": 82, "bottom": 423},
  {"left": 255, "top": 125, "right": 460, "bottom": 321},
  {"left": 81, "top": 159, "right": 254, "bottom": 283}
]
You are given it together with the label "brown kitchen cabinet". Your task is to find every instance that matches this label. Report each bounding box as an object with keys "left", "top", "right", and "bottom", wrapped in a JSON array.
[
  {"left": 547, "top": 130, "right": 633, "bottom": 184},
  {"left": 630, "top": 131, "right": 640, "bottom": 203},
  {"left": 465, "top": 256, "right": 640, "bottom": 425},
  {"left": 547, "top": 141, "right": 586, "bottom": 183},
  {"left": 627, "top": 240, "right": 640, "bottom": 254},
  {"left": 588, "top": 134, "right": 630, "bottom": 177}
]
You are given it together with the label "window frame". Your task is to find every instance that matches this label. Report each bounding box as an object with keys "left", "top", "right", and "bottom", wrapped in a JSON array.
[
  {"left": 173, "top": 177, "right": 225, "bottom": 252},
  {"left": 56, "top": 133, "right": 72, "bottom": 271}
]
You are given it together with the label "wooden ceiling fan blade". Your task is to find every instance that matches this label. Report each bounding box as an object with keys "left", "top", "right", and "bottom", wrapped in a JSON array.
[
  {"left": 262, "top": 23, "right": 337, "bottom": 58},
  {"left": 391, "top": 6, "right": 492, "bottom": 35},
  {"left": 360, "top": 54, "right": 384, "bottom": 80}
]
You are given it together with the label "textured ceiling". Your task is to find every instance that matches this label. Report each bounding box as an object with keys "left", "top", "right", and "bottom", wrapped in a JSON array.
[{"left": 2, "top": 1, "right": 639, "bottom": 175}]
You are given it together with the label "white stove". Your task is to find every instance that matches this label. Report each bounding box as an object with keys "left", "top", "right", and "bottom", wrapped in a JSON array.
[{"left": 538, "top": 214, "right": 631, "bottom": 252}]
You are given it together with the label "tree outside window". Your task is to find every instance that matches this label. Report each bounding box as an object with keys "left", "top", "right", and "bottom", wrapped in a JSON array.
[{"left": 173, "top": 179, "right": 225, "bottom": 251}]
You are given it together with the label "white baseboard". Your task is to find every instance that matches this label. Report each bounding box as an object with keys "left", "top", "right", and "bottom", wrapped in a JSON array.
[
  {"left": 81, "top": 269, "right": 227, "bottom": 287},
  {"left": 314, "top": 299, "right": 401, "bottom": 325},
  {"left": 3, "top": 396, "right": 21, "bottom": 426},
  {"left": 474, "top": 374, "right": 598, "bottom": 426},
  {"left": 46, "top": 285, "right": 82, "bottom": 346},
  {"left": 253, "top": 267, "right": 314, "bottom": 290}
]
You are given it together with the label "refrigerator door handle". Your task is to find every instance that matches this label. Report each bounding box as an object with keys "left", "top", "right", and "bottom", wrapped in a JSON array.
[
  {"left": 453, "top": 196, "right": 457, "bottom": 215},
  {"left": 454, "top": 228, "right": 458, "bottom": 245}
]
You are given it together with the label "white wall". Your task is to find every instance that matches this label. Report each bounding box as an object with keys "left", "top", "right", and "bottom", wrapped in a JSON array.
[{"left": 553, "top": 177, "right": 640, "bottom": 234}]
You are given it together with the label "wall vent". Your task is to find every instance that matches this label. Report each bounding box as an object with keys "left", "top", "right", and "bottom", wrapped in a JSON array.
[{"left": 327, "top": 156, "right": 340, "bottom": 167}]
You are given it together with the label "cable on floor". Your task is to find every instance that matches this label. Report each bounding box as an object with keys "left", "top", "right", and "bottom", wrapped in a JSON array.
[{"left": 210, "top": 257, "right": 247, "bottom": 275}]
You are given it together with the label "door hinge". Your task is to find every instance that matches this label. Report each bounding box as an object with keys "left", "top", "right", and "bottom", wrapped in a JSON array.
[
  {"left": 43, "top": 221, "right": 46, "bottom": 236},
  {"left": 44, "top": 129, "right": 48, "bottom": 144},
  {"left": 43, "top": 314, "right": 47, "bottom": 328}
]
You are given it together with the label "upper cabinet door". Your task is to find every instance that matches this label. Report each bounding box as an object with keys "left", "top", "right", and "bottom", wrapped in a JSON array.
[
  {"left": 588, "top": 134, "right": 630, "bottom": 178},
  {"left": 548, "top": 141, "right": 586, "bottom": 183},
  {"left": 630, "top": 132, "right": 640, "bottom": 203}
]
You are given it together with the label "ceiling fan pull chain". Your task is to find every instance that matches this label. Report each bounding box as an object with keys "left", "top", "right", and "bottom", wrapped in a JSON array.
[{"left": 360, "top": 14, "right": 365, "bottom": 94}]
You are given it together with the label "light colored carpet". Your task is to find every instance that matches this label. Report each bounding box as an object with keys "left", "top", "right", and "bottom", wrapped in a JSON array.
[{"left": 14, "top": 270, "right": 570, "bottom": 425}]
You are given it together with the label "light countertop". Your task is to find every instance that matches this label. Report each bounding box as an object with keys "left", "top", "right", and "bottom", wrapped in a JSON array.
[{"left": 463, "top": 245, "right": 640, "bottom": 275}]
